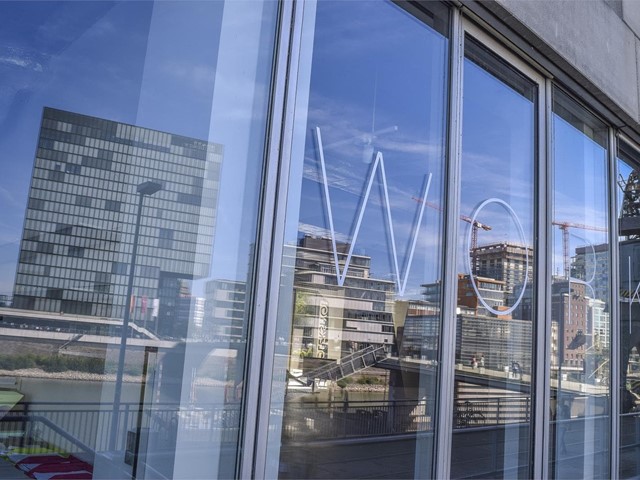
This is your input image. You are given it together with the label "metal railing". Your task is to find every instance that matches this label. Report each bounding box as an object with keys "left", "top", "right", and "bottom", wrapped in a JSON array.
[
  {"left": 0, "top": 396, "right": 530, "bottom": 454},
  {"left": 0, "top": 402, "right": 242, "bottom": 454},
  {"left": 283, "top": 396, "right": 532, "bottom": 442},
  {"left": 453, "top": 397, "right": 531, "bottom": 428},
  {"left": 0, "top": 414, "right": 96, "bottom": 455},
  {"left": 283, "top": 399, "right": 432, "bottom": 442}
]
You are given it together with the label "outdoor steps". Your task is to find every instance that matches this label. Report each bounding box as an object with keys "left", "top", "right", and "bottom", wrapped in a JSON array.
[{"left": 302, "top": 345, "right": 388, "bottom": 385}]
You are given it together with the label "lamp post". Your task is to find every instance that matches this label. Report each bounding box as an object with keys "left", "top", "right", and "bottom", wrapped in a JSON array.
[{"left": 109, "top": 181, "right": 162, "bottom": 452}]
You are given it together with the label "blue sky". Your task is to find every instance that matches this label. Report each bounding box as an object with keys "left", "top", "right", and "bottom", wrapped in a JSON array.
[
  {"left": 292, "top": 0, "right": 612, "bottom": 306},
  {"left": 0, "top": 1, "right": 277, "bottom": 297},
  {"left": 460, "top": 56, "right": 535, "bottom": 260},
  {"left": 552, "top": 114, "right": 609, "bottom": 280},
  {"left": 0, "top": 1, "right": 151, "bottom": 295},
  {"left": 293, "top": 0, "right": 448, "bottom": 299},
  {"left": 0, "top": 0, "right": 613, "bottom": 306}
]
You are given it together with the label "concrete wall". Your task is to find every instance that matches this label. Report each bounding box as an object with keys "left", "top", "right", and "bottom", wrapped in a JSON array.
[{"left": 477, "top": 0, "right": 640, "bottom": 129}]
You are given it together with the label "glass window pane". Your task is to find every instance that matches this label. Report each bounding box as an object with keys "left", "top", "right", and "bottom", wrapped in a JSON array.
[
  {"left": 267, "top": 1, "right": 450, "bottom": 478},
  {"left": 0, "top": 1, "right": 277, "bottom": 478},
  {"left": 549, "top": 87, "right": 610, "bottom": 479},
  {"left": 617, "top": 141, "right": 640, "bottom": 478},
  {"left": 451, "top": 36, "right": 537, "bottom": 479}
]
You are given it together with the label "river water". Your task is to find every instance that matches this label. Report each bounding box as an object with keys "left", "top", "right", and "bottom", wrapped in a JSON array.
[{"left": 14, "top": 375, "right": 386, "bottom": 406}]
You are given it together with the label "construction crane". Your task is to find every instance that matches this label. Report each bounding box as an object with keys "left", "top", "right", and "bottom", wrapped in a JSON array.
[
  {"left": 411, "top": 197, "right": 492, "bottom": 251},
  {"left": 618, "top": 170, "right": 640, "bottom": 237},
  {"left": 552, "top": 221, "right": 607, "bottom": 278}
]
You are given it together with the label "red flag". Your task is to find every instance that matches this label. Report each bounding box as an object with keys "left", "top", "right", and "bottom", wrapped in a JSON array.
[{"left": 141, "top": 296, "right": 148, "bottom": 314}]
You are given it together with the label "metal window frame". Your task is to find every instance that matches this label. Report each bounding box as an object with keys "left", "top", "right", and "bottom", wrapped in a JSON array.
[
  {"left": 540, "top": 78, "right": 554, "bottom": 480},
  {"left": 609, "top": 129, "right": 620, "bottom": 480},
  {"left": 250, "top": 1, "right": 461, "bottom": 478},
  {"left": 243, "top": 2, "right": 626, "bottom": 479},
  {"left": 239, "top": 1, "right": 299, "bottom": 478},
  {"left": 606, "top": 131, "right": 640, "bottom": 479},
  {"left": 450, "top": 16, "right": 550, "bottom": 480},
  {"left": 548, "top": 82, "right": 616, "bottom": 479},
  {"left": 433, "top": 6, "right": 463, "bottom": 479}
]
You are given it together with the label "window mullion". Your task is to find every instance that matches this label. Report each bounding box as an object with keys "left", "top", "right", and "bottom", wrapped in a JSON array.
[
  {"left": 609, "top": 128, "right": 620, "bottom": 480},
  {"left": 433, "top": 6, "right": 464, "bottom": 480},
  {"left": 240, "top": 0, "right": 299, "bottom": 478}
]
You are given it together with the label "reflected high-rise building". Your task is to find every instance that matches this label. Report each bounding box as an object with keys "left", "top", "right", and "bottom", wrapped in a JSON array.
[
  {"left": 474, "top": 242, "right": 533, "bottom": 295},
  {"left": 573, "top": 243, "right": 609, "bottom": 301},
  {"left": 552, "top": 280, "right": 589, "bottom": 369},
  {"left": 396, "top": 299, "right": 440, "bottom": 359},
  {"left": 204, "top": 279, "right": 247, "bottom": 341},
  {"left": 551, "top": 278, "right": 610, "bottom": 375},
  {"left": 12, "top": 107, "right": 222, "bottom": 339}
]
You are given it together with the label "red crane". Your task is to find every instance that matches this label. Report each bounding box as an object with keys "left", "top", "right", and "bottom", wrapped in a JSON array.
[
  {"left": 552, "top": 221, "right": 607, "bottom": 278},
  {"left": 411, "top": 197, "right": 492, "bottom": 251}
]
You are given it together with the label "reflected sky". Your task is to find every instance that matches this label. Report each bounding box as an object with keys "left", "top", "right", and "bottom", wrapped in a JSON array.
[
  {"left": 459, "top": 52, "right": 535, "bottom": 287},
  {"left": 293, "top": 1, "right": 612, "bottom": 301},
  {"left": 552, "top": 113, "right": 609, "bottom": 278},
  {"left": 0, "top": 1, "right": 276, "bottom": 297},
  {"left": 0, "top": 2, "right": 149, "bottom": 295},
  {"left": 296, "top": 1, "right": 448, "bottom": 298},
  {"left": 0, "top": 0, "right": 614, "bottom": 303}
]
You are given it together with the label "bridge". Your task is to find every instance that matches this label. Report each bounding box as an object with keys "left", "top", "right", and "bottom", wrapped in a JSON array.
[
  {"left": 0, "top": 307, "right": 247, "bottom": 351},
  {"left": 290, "top": 346, "right": 608, "bottom": 399},
  {"left": 289, "top": 346, "right": 388, "bottom": 387}
]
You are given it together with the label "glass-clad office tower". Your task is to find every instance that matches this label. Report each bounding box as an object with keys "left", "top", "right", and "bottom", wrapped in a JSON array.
[
  {"left": 2, "top": 1, "right": 640, "bottom": 479},
  {"left": 13, "top": 108, "right": 220, "bottom": 339}
]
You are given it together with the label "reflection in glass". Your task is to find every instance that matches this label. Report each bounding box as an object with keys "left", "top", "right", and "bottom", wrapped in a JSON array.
[
  {"left": 550, "top": 88, "right": 610, "bottom": 479},
  {"left": 0, "top": 2, "right": 277, "bottom": 479},
  {"left": 269, "top": 1, "right": 449, "bottom": 478},
  {"left": 617, "top": 142, "right": 640, "bottom": 478},
  {"left": 452, "top": 37, "right": 537, "bottom": 479}
]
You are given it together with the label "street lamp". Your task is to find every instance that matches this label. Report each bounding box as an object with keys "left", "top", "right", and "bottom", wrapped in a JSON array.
[{"left": 109, "top": 181, "right": 162, "bottom": 452}]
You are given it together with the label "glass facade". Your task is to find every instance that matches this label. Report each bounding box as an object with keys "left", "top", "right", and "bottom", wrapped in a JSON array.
[
  {"left": 549, "top": 87, "right": 611, "bottom": 479},
  {"left": 268, "top": 1, "right": 449, "bottom": 477},
  {"left": 0, "top": 1, "right": 278, "bottom": 479},
  {"left": 0, "top": 1, "right": 637, "bottom": 479},
  {"left": 15, "top": 107, "right": 220, "bottom": 334},
  {"left": 451, "top": 36, "right": 538, "bottom": 479},
  {"left": 618, "top": 141, "right": 640, "bottom": 479}
]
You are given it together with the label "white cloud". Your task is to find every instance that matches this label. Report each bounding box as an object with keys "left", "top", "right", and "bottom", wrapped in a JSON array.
[{"left": 0, "top": 49, "right": 44, "bottom": 72}]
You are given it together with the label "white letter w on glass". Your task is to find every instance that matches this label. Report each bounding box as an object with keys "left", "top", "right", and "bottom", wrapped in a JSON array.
[{"left": 314, "top": 126, "right": 432, "bottom": 297}]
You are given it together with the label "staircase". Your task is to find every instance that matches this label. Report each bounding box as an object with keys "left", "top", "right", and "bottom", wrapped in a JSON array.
[
  {"left": 58, "top": 333, "right": 83, "bottom": 351},
  {"left": 302, "top": 345, "right": 387, "bottom": 386}
]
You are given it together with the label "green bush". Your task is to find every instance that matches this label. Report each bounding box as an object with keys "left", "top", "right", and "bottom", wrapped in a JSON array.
[
  {"left": 40, "top": 356, "right": 64, "bottom": 372},
  {"left": 0, "top": 354, "right": 106, "bottom": 374},
  {"left": 356, "top": 376, "right": 382, "bottom": 385}
]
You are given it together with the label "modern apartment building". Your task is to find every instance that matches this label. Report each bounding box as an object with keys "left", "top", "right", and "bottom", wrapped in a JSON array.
[
  {"left": 12, "top": 108, "right": 221, "bottom": 338},
  {"left": 474, "top": 242, "right": 533, "bottom": 295},
  {"left": 204, "top": 279, "right": 247, "bottom": 341},
  {"left": 290, "top": 235, "right": 395, "bottom": 362}
]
